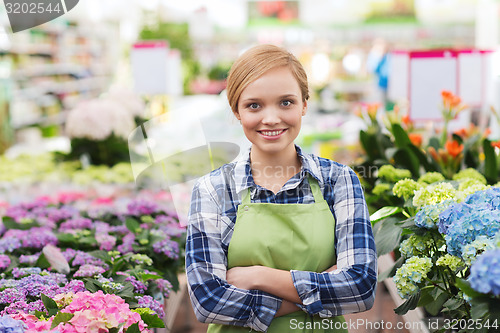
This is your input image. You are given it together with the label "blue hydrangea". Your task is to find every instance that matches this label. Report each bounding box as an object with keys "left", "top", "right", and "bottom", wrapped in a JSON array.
[
  {"left": 465, "top": 188, "right": 500, "bottom": 210},
  {"left": 415, "top": 200, "right": 454, "bottom": 229},
  {"left": 468, "top": 249, "right": 500, "bottom": 296},
  {"left": 0, "top": 315, "right": 25, "bottom": 332},
  {"left": 439, "top": 203, "right": 500, "bottom": 257}
]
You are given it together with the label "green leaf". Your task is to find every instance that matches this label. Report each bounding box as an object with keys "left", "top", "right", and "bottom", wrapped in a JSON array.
[
  {"left": 79, "top": 236, "right": 97, "bottom": 246},
  {"left": 51, "top": 312, "right": 74, "bottom": 329},
  {"left": 393, "top": 148, "right": 420, "bottom": 177},
  {"left": 417, "top": 286, "right": 435, "bottom": 307},
  {"left": 394, "top": 291, "right": 420, "bottom": 315},
  {"left": 116, "top": 282, "right": 135, "bottom": 299},
  {"left": 125, "top": 217, "right": 141, "bottom": 234},
  {"left": 392, "top": 124, "right": 412, "bottom": 148},
  {"left": 2, "top": 217, "right": 39, "bottom": 230},
  {"left": 407, "top": 144, "right": 437, "bottom": 172},
  {"left": 483, "top": 139, "right": 498, "bottom": 184},
  {"left": 34, "top": 310, "right": 48, "bottom": 319},
  {"left": 88, "top": 250, "right": 112, "bottom": 262},
  {"left": 57, "top": 233, "right": 77, "bottom": 243},
  {"left": 125, "top": 323, "right": 141, "bottom": 333},
  {"left": 442, "top": 297, "right": 465, "bottom": 311},
  {"left": 41, "top": 294, "right": 59, "bottom": 317},
  {"left": 455, "top": 279, "right": 485, "bottom": 298},
  {"left": 424, "top": 291, "right": 449, "bottom": 316},
  {"left": 428, "top": 137, "right": 441, "bottom": 150},
  {"left": 139, "top": 273, "right": 162, "bottom": 281},
  {"left": 370, "top": 206, "right": 401, "bottom": 224},
  {"left": 374, "top": 217, "right": 403, "bottom": 256},
  {"left": 140, "top": 313, "right": 166, "bottom": 328},
  {"left": 470, "top": 299, "right": 490, "bottom": 319},
  {"left": 35, "top": 253, "right": 51, "bottom": 269},
  {"left": 84, "top": 279, "right": 101, "bottom": 293}
]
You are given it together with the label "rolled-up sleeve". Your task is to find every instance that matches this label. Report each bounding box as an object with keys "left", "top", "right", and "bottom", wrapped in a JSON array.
[
  {"left": 290, "top": 166, "right": 377, "bottom": 317},
  {"left": 185, "top": 176, "right": 282, "bottom": 331}
]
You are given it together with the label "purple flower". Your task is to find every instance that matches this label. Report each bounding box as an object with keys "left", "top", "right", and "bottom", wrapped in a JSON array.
[
  {"left": 19, "top": 253, "right": 40, "bottom": 265},
  {"left": 95, "top": 234, "right": 116, "bottom": 251},
  {"left": 12, "top": 267, "right": 41, "bottom": 278},
  {"left": 127, "top": 199, "right": 158, "bottom": 216},
  {"left": 135, "top": 295, "right": 165, "bottom": 318},
  {"left": 0, "top": 288, "right": 27, "bottom": 305},
  {"left": 125, "top": 275, "right": 147, "bottom": 294},
  {"left": 153, "top": 237, "right": 179, "bottom": 260},
  {"left": 0, "top": 238, "right": 22, "bottom": 254},
  {"left": 59, "top": 217, "right": 93, "bottom": 231},
  {"left": 117, "top": 233, "right": 135, "bottom": 254},
  {"left": 3, "top": 299, "right": 45, "bottom": 315},
  {"left": 154, "top": 278, "right": 173, "bottom": 298},
  {"left": 0, "top": 255, "right": 10, "bottom": 269},
  {"left": 71, "top": 251, "right": 104, "bottom": 267},
  {"left": 73, "top": 264, "right": 106, "bottom": 277}
]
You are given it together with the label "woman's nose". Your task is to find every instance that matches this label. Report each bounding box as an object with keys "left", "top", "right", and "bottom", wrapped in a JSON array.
[{"left": 261, "top": 107, "right": 280, "bottom": 124}]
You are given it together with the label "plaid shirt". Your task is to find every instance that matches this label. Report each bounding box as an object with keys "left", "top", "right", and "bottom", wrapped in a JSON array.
[{"left": 185, "top": 145, "right": 377, "bottom": 332}]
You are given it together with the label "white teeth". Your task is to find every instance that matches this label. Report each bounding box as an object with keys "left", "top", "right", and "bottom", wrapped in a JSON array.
[{"left": 261, "top": 130, "right": 283, "bottom": 136}]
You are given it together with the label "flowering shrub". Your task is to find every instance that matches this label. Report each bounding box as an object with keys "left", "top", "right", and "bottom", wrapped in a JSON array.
[
  {"left": 5, "top": 290, "right": 162, "bottom": 332},
  {"left": 371, "top": 172, "right": 500, "bottom": 326},
  {"left": 0, "top": 193, "right": 186, "bottom": 324}
]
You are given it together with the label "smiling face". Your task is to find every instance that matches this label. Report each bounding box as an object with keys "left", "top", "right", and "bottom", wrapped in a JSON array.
[{"left": 234, "top": 66, "right": 307, "bottom": 158}]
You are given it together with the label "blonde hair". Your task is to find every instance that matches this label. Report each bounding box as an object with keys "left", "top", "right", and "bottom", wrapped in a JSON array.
[{"left": 226, "top": 44, "right": 309, "bottom": 115}]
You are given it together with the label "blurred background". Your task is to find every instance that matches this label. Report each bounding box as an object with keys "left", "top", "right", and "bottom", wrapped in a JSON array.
[{"left": 1, "top": 1, "right": 500, "bottom": 332}]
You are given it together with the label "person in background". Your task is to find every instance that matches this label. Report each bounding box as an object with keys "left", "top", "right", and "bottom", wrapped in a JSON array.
[{"left": 185, "top": 44, "right": 377, "bottom": 333}]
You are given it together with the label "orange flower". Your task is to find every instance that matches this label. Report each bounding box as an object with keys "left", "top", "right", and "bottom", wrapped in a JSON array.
[
  {"left": 366, "top": 103, "right": 380, "bottom": 120},
  {"left": 454, "top": 127, "right": 469, "bottom": 138},
  {"left": 428, "top": 146, "right": 439, "bottom": 161},
  {"left": 402, "top": 114, "right": 411, "bottom": 125},
  {"left": 408, "top": 133, "right": 422, "bottom": 147},
  {"left": 445, "top": 140, "right": 464, "bottom": 158},
  {"left": 492, "top": 141, "right": 500, "bottom": 149},
  {"left": 441, "top": 90, "right": 463, "bottom": 109},
  {"left": 484, "top": 128, "right": 492, "bottom": 138}
]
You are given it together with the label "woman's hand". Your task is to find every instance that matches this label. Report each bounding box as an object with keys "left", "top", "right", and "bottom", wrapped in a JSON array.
[{"left": 226, "top": 266, "right": 264, "bottom": 290}]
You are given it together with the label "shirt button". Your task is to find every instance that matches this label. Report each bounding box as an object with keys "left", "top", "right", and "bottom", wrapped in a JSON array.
[{"left": 244, "top": 206, "right": 249, "bottom": 211}]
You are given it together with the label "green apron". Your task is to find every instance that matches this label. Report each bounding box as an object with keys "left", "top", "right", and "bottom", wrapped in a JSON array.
[{"left": 208, "top": 176, "right": 346, "bottom": 333}]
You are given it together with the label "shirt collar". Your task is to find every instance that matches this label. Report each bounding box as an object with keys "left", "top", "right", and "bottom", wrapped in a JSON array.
[{"left": 233, "top": 144, "right": 324, "bottom": 195}]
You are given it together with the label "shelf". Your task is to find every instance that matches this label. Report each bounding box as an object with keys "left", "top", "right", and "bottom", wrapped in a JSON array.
[
  {"left": 14, "top": 77, "right": 108, "bottom": 99},
  {"left": 13, "top": 63, "right": 88, "bottom": 79},
  {"left": 11, "top": 110, "right": 69, "bottom": 130}
]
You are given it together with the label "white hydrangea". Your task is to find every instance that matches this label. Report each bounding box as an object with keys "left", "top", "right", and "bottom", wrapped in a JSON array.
[
  {"left": 65, "top": 98, "right": 135, "bottom": 140},
  {"left": 106, "top": 85, "right": 146, "bottom": 118}
]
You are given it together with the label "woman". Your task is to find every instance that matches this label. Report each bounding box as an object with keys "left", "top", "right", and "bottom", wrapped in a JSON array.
[{"left": 185, "top": 44, "right": 377, "bottom": 332}]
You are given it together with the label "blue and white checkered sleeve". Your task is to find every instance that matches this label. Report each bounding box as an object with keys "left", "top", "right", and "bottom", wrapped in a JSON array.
[
  {"left": 185, "top": 175, "right": 282, "bottom": 331},
  {"left": 291, "top": 165, "right": 377, "bottom": 317}
]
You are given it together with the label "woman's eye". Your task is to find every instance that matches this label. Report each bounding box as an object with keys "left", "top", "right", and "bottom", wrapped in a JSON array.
[
  {"left": 249, "top": 103, "right": 259, "bottom": 110},
  {"left": 282, "top": 100, "right": 293, "bottom": 107}
]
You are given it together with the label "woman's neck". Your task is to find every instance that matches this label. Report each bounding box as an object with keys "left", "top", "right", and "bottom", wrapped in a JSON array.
[{"left": 250, "top": 145, "right": 302, "bottom": 193}]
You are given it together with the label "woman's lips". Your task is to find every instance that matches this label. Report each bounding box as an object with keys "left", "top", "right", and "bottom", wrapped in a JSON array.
[{"left": 258, "top": 129, "right": 286, "bottom": 139}]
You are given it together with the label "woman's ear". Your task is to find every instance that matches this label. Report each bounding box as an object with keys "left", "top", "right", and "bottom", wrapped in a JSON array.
[
  {"left": 233, "top": 111, "right": 241, "bottom": 121},
  {"left": 302, "top": 100, "right": 308, "bottom": 116}
]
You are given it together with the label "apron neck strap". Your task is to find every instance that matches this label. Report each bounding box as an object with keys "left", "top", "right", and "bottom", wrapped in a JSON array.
[
  {"left": 307, "top": 174, "right": 323, "bottom": 203},
  {"left": 241, "top": 174, "right": 323, "bottom": 204}
]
